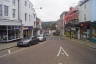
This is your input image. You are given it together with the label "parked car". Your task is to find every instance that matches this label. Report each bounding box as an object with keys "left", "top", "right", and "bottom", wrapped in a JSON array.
[
  {"left": 37, "top": 34, "right": 46, "bottom": 42},
  {"left": 30, "top": 36, "right": 39, "bottom": 45},
  {"left": 17, "top": 38, "right": 32, "bottom": 47},
  {"left": 45, "top": 33, "right": 49, "bottom": 36}
]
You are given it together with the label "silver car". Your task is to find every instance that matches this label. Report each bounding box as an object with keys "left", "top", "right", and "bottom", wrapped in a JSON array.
[{"left": 17, "top": 38, "right": 32, "bottom": 47}]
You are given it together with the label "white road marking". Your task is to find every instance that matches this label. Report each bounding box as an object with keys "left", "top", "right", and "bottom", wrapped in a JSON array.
[
  {"left": 12, "top": 48, "right": 24, "bottom": 54},
  {"left": 0, "top": 54, "right": 9, "bottom": 58},
  {"left": 8, "top": 49, "right": 11, "bottom": 54},
  {"left": 57, "top": 46, "right": 69, "bottom": 57},
  {"left": 0, "top": 48, "right": 28, "bottom": 58},
  {"left": 58, "top": 62, "right": 63, "bottom": 64}
]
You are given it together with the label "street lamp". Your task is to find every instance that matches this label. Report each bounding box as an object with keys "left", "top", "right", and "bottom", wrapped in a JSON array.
[{"left": 33, "top": 7, "right": 43, "bottom": 10}]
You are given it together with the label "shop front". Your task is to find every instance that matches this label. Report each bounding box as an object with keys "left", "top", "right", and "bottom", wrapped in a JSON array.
[
  {"left": 0, "top": 26, "right": 21, "bottom": 42},
  {"left": 79, "top": 22, "right": 91, "bottom": 40},
  {"left": 64, "top": 22, "right": 79, "bottom": 39},
  {"left": 89, "top": 22, "right": 96, "bottom": 43},
  {"left": 23, "top": 26, "right": 33, "bottom": 39}
]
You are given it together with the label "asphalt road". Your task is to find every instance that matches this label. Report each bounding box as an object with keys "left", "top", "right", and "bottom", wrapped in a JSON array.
[{"left": 0, "top": 36, "right": 96, "bottom": 64}]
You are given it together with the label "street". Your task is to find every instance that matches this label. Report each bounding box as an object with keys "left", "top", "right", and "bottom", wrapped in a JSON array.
[
  {"left": 0, "top": 0, "right": 96, "bottom": 64},
  {"left": 0, "top": 36, "right": 96, "bottom": 64}
]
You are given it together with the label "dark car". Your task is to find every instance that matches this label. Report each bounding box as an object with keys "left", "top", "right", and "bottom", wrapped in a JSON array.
[
  {"left": 30, "top": 36, "right": 39, "bottom": 45},
  {"left": 17, "top": 38, "right": 32, "bottom": 47}
]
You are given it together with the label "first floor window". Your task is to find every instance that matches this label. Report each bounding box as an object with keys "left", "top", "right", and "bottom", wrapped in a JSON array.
[
  {"left": 12, "top": 9, "right": 16, "bottom": 18},
  {"left": 25, "top": 1, "right": 27, "bottom": 7},
  {"left": 29, "top": 15, "right": 30, "bottom": 21},
  {"left": 25, "top": 13, "right": 27, "bottom": 21},
  {"left": 0, "top": 5, "right": 2, "bottom": 16},
  {"left": 12, "top": 0, "right": 16, "bottom": 6},
  {"left": 84, "top": 14, "right": 86, "bottom": 21},
  {"left": 4, "top": 5, "right": 8, "bottom": 16}
]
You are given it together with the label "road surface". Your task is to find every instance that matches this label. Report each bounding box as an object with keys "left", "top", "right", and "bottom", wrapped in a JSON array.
[{"left": 0, "top": 36, "right": 96, "bottom": 64}]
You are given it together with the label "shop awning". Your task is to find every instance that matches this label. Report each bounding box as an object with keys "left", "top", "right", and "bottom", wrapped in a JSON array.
[{"left": 0, "top": 19, "right": 21, "bottom": 26}]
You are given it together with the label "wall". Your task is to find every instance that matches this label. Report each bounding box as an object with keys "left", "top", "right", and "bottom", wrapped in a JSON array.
[
  {"left": 0, "top": 0, "right": 19, "bottom": 20},
  {"left": 79, "top": 0, "right": 91, "bottom": 22},
  {"left": 0, "top": 0, "right": 36, "bottom": 26},
  {"left": 79, "top": 0, "right": 96, "bottom": 22},
  {"left": 19, "top": 0, "right": 36, "bottom": 27},
  {"left": 91, "top": 0, "right": 96, "bottom": 22}
]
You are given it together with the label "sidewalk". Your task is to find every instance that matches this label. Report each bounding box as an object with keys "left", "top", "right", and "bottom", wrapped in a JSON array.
[
  {"left": 0, "top": 42, "right": 17, "bottom": 51},
  {"left": 64, "top": 36, "right": 96, "bottom": 49}
]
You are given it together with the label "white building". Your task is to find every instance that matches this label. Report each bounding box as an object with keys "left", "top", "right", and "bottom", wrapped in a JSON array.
[
  {"left": 33, "top": 17, "right": 42, "bottom": 36},
  {"left": 19, "top": 0, "right": 36, "bottom": 38},
  {"left": 0, "top": 0, "right": 21, "bottom": 42},
  {"left": 0, "top": 0, "right": 19, "bottom": 21},
  {"left": 0, "top": 0, "right": 36, "bottom": 42},
  {"left": 19, "top": 0, "right": 36, "bottom": 26},
  {"left": 78, "top": 0, "right": 96, "bottom": 40},
  {"left": 79, "top": 0, "right": 96, "bottom": 22}
]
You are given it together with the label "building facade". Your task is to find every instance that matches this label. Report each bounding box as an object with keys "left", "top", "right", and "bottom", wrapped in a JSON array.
[
  {"left": 33, "top": 17, "right": 42, "bottom": 36},
  {"left": 79, "top": 0, "right": 96, "bottom": 22},
  {"left": 19, "top": 0, "right": 36, "bottom": 39},
  {"left": 64, "top": 7, "right": 79, "bottom": 39},
  {"left": 56, "top": 12, "right": 67, "bottom": 35},
  {"left": 0, "top": 0, "right": 36, "bottom": 42},
  {"left": 78, "top": 0, "right": 96, "bottom": 41},
  {"left": 0, "top": 0, "right": 21, "bottom": 42}
]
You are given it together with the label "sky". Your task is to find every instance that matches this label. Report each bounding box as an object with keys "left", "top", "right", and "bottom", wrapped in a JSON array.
[{"left": 30, "top": 0, "right": 80, "bottom": 21}]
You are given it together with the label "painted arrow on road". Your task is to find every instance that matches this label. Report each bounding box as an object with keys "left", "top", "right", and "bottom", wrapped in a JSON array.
[{"left": 57, "top": 46, "right": 69, "bottom": 57}]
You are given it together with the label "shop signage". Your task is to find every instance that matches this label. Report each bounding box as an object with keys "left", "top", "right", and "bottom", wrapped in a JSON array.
[
  {"left": 22, "top": 27, "right": 28, "bottom": 30},
  {"left": 22, "top": 26, "right": 33, "bottom": 30}
]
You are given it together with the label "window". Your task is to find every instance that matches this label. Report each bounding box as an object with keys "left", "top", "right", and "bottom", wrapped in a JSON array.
[
  {"left": 84, "top": 4, "right": 86, "bottom": 9},
  {"left": 25, "top": 1, "right": 27, "bottom": 7},
  {"left": 25, "top": 13, "right": 27, "bottom": 21},
  {"left": 84, "top": 14, "right": 86, "bottom": 21},
  {"left": 4, "top": 5, "right": 8, "bottom": 16},
  {"left": 12, "top": 0, "right": 16, "bottom": 6},
  {"left": 0, "top": 5, "right": 2, "bottom": 16},
  {"left": 33, "top": 14, "right": 36, "bottom": 19},
  {"left": 29, "top": 4, "right": 30, "bottom": 8},
  {"left": 12, "top": 9, "right": 16, "bottom": 18},
  {"left": 29, "top": 15, "right": 30, "bottom": 21}
]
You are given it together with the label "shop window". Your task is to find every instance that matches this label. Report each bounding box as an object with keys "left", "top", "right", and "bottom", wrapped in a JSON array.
[
  {"left": 8, "top": 26, "right": 12, "bottom": 30},
  {"left": 92, "top": 29, "right": 96, "bottom": 38},
  {"left": 0, "top": 26, "right": 7, "bottom": 30}
]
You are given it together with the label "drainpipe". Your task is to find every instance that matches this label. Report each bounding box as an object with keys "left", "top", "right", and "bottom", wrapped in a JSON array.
[
  {"left": 18, "top": 0, "right": 23, "bottom": 39},
  {"left": 18, "top": 0, "right": 20, "bottom": 20}
]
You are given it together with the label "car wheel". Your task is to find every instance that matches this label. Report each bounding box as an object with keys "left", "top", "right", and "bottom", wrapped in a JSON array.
[
  {"left": 17, "top": 44, "right": 20, "bottom": 47},
  {"left": 28, "top": 43, "right": 31, "bottom": 47}
]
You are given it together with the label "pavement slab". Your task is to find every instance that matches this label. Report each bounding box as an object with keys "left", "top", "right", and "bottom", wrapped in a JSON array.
[{"left": 0, "top": 42, "right": 17, "bottom": 51}]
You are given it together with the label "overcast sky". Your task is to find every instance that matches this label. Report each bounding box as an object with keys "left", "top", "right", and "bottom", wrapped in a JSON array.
[{"left": 30, "top": 0, "right": 80, "bottom": 21}]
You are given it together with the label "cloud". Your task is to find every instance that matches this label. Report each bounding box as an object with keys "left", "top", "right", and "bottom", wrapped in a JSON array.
[{"left": 30, "top": 0, "right": 80, "bottom": 21}]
